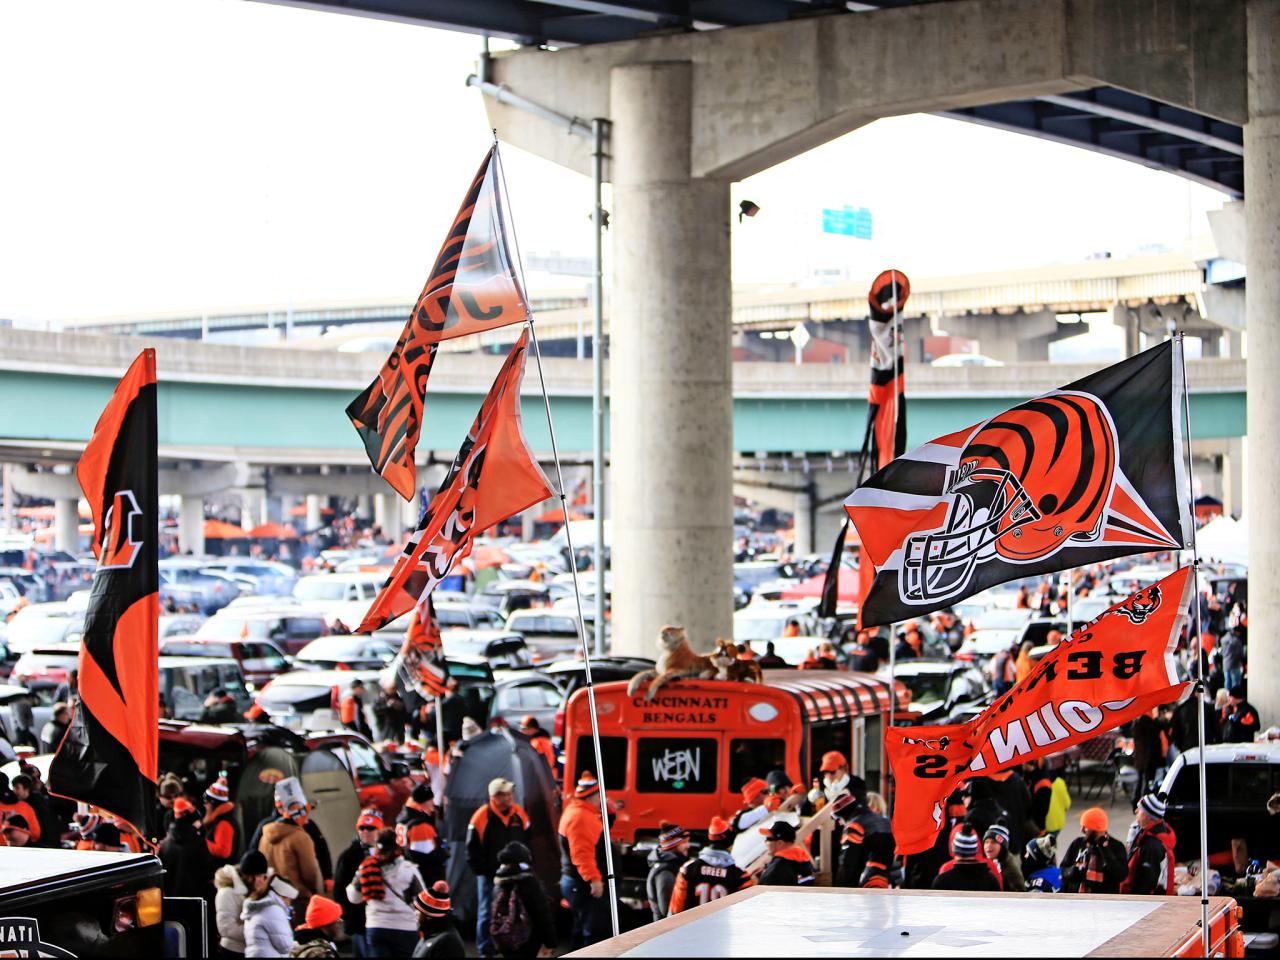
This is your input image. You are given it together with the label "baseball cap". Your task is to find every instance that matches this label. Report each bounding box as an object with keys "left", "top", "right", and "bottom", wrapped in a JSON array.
[
  {"left": 488, "top": 778, "right": 515, "bottom": 797},
  {"left": 759, "top": 821, "right": 797, "bottom": 843},
  {"left": 819, "top": 751, "right": 847, "bottom": 773}
]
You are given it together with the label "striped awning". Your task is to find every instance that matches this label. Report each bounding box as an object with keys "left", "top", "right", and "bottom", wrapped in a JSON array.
[{"left": 762, "top": 669, "right": 909, "bottom": 723}]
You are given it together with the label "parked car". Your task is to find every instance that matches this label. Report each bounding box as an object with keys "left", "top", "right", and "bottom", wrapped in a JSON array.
[
  {"left": 292, "top": 573, "right": 385, "bottom": 606},
  {"left": 253, "top": 668, "right": 382, "bottom": 731},
  {"left": 158, "top": 561, "right": 241, "bottom": 613},
  {"left": 442, "top": 630, "right": 534, "bottom": 668},
  {"left": 201, "top": 558, "right": 298, "bottom": 596},
  {"left": 4, "top": 602, "right": 84, "bottom": 654},
  {"left": 0, "top": 683, "right": 54, "bottom": 752},
  {"left": 159, "top": 637, "right": 292, "bottom": 688},
  {"left": 0, "top": 568, "right": 51, "bottom": 604},
  {"left": 891, "top": 659, "right": 991, "bottom": 723},
  {"left": 10, "top": 643, "right": 80, "bottom": 687},
  {"left": 473, "top": 581, "right": 552, "bottom": 617},
  {"left": 293, "top": 635, "right": 400, "bottom": 671},
  {"left": 435, "top": 601, "right": 509, "bottom": 631},
  {"left": 733, "top": 601, "right": 820, "bottom": 643},
  {"left": 194, "top": 609, "right": 329, "bottom": 655},
  {"left": 158, "top": 612, "right": 207, "bottom": 639},
  {"left": 1159, "top": 742, "right": 1280, "bottom": 865},
  {"left": 490, "top": 674, "right": 564, "bottom": 732},
  {"left": 503, "top": 609, "right": 582, "bottom": 655},
  {"left": 305, "top": 730, "right": 418, "bottom": 822},
  {"left": 159, "top": 656, "right": 252, "bottom": 721}
]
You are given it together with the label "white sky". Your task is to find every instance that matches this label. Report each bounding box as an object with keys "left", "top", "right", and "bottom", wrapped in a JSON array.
[{"left": 0, "top": 0, "right": 1229, "bottom": 324}]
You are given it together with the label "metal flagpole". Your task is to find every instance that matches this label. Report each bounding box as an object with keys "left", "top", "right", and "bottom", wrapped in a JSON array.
[
  {"left": 1177, "top": 333, "right": 1211, "bottom": 957},
  {"left": 591, "top": 118, "right": 607, "bottom": 657},
  {"left": 527, "top": 318, "right": 621, "bottom": 937},
  {"left": 493, "top": 141, "right": 619, "bottom": 936},
  {"left": 886, "top": 273, "right": 901, "bottom": 734}
]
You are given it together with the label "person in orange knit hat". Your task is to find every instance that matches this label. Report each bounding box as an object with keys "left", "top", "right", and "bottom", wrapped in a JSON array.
[
  {"left": 729, "top": 777, "right": 771, "bottom": 833},
  {"left": 1060, "top": 807, "right": 1127, "bottom": 893},
  {"left": 203, "top": 771, "right": 239, "bottom": 868},
  {"left": 291, "top": 895, "right": 344, "bottom": 957}
]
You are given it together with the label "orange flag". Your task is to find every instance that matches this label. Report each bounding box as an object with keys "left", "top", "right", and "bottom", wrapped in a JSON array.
[
  {"left": 358, "top": 330, "right": 553, "bottom": 633},
  {"left": 886, "top": 567, "right": 1192, "bottom": 854},
  {"left": 348, "top": 146, "right": 530, "bottom": 501}
]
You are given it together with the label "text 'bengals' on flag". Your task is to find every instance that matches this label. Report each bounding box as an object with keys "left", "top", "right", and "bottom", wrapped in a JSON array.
[
  {"left": 357, "top": 329, "right": 554, "bottom": 634},
  {"left": 846, "top": 340, "right": 1192, "bottom": 628},
  {"left": 886, "top": 567, "right": 1192, "bottom": 855},
  {"left": 348, "top": 145, "right": 530, "bottom": 502},
  {"left": 49, "top": 349, "right": 159, "bottom": 837}
]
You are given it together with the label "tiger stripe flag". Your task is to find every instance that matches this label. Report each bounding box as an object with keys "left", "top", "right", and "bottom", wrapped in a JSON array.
[
  {"left": 886, "top": 567, "right": 1192, "bottom": 854},
  {"left": 49, "top": 349, "right": 159, "bottom": 836},
  {"left": 398, "top": 598, "right": 450, "bottom": 698},
  {"left": 357, "top": 329, "right": 554, "bottom": 633},
  {"left": 846, "top": 341, "right": 1192, "bottom": 627},
  {"left": 348, "top": 145, "right": 530, "bottom": 501}
]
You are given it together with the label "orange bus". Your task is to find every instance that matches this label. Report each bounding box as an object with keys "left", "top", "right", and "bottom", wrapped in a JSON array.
[{"left": 561, "top": 670, "right": 908, "bottom": 857}]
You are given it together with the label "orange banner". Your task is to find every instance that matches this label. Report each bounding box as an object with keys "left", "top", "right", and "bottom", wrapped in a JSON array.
[{"left": 887, "top": 567, "right": 1192, "bottom": 854}]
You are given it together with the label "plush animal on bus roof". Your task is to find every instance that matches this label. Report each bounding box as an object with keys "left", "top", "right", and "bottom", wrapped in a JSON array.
[
  {"left": 711, "top": 638, "right": 763, "bottom": 684},
  {"left": 627, "top": 625, "right": 718, "bottom": 701}
]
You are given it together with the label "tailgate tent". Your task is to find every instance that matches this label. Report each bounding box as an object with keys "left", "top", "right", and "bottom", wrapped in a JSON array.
[{"left": 443, "top": 728, "right": 561, "bottom": 924}]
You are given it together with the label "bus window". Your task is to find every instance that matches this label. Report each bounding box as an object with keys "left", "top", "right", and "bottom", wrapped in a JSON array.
[
  {"left": 808, "top": 720, "right": 853, "bottom": 781},
  {"left": 574, "top": 736, "right": 628, "bottom": 790},
  {"left": 728, "top": 739, "right": 787, "bottom": 793},
  {"left": 636, "top": 738, "right": 718, "bottom": 794}
]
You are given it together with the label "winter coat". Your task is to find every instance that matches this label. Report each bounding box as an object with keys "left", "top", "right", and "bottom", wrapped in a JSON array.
[
  {"left": 997, "top": 850, "right": 1026, "bottom": 892},
  {"left": 667, "top": 846, "right": 753, "bottom": 914},
  {"left": 159, "top": 818, "right": 214, "bottom": 899},
  {"left": 467, "top": 801, "right": 531, "bottom": 878},
  {"left": 23, "top": 790, "right": 61, "bottom": 849},
  {"left": 203, "top": 801, "right": 240, "bottom": 866},
  {"left": 346, "top": 855, "right": 425, "bottom": 933},
  {"left": 493, "top": 857, "right": 557, "bottom": 952},
  {"left": 1223, "top": 699, "right": 1261, "bottom": 743},
  {"left": 645, "top": 848, "right": 683, "bottom": 921},
  {"left": 1060, "top": 834, "right": 1128, "bottom": 894},
  {"left": 759, "top": 845, "right": 816, "bottom": 887},
  {"left": 397, "top": 801, "right": 447, "bottom": 886},
  {"left": 1046, "top": 778, "right": 1072, "bottom": 834},
  {"left": 1122, "top": 819, "right": 1177, "bottom": 895},
  {"left": 260, "top": 819, "right": 324, "bottom": 900},
  {"left": 932, "top": 858, "right": 1002, "bottom": 892},
  {"left": 558, "top": 798, "right": 607, "bottom": 885},
  {"left": 242, "top": 892, "right": 294, "bottom": 958},
  {"left": 248, "top": 815, "right": 333, "bottom": 882},
  {"left": 214, "top": 864, "right": 250, "bottom": 954},
  {"left": 412, "top": 919, "right": 467, "bottom": 958},
  {"left": 333, "top": 838, "right": 371, "bottom": 935},
  {"left": 835, "top": 810, "right": 894, "bottom": 888}
]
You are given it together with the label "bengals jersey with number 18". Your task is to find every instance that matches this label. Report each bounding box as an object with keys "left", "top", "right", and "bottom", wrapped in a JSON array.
[{"left": 667, "top": 847, "right": 752, "bottom": 915}]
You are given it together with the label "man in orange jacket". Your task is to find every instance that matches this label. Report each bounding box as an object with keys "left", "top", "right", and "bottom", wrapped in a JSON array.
[
  {"left": 467, "top": 778, "right": 531, "bottom": 958},
  {"left": 519, "top": 715, "right": 558, "bottom": 777},
  {"left": 559, "top": 773, "right": 612, "bottom": 949}
]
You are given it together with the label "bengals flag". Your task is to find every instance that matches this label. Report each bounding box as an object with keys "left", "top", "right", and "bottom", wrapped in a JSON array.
[
  {"left": 49, "top": 349, "right": 159, "bottom": 836},
  {"left": 846, "top": 341, "right": 1192, "bottom": 627},
  {"left": 398, "top": 598, "right": 450, "bottom": 698},
  {"left": 886, "top": 567, "right": 1192, "bottom": 854},
  {"left": 348, "top": 145, "right": 530, "bottom": 501},
  {"left": 817, "top": 270, "right": 909, "bottom": 619},
  {"left": 358, "top": 330, "right": 554, "bottom": 633}
]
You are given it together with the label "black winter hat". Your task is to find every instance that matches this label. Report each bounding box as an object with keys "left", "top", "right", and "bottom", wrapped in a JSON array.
[
  {"left": 498, "top": 841, "right": 533, "bottom": 867},
  {"left": 239, "top": 850, "right": 269, "bottom": 875},
  {"left": 411, "top": 782, "right": 434, "bottom": 804}
]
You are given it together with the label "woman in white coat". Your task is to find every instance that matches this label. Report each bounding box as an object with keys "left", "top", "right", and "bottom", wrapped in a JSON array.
[
  {"left": 241, "top": 875, "right": 297, "bottom": 958},
  {"left": 215, "top": 851, "right": 269, "bottom": 957}
]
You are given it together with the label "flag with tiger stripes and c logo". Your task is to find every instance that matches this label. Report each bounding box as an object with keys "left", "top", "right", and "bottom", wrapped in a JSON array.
[
  {"left": 348, "top": 145, "right": 530, "bottom": 501},
  {"left": 49, "top": 348, "right": 159, "bottom": 838},
  {"left": 357, "top": 330, "right": 554, "bottom": 634},
  {"left": 846, "top": 341, "right": 1193, "bottom": 627}
]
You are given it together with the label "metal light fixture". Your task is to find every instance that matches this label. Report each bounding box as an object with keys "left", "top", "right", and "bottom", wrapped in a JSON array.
[{"left": 738, "top": 199, "right": 760, "bottom": 222}]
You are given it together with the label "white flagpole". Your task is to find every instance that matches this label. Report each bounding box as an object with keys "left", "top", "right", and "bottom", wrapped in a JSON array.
[
  {"left": 494, "top": 142, "right": 620, "bottom": 938},
  {"left": 886, "top": 273, "right": 901, "bottom": 735},
  {"left": 1177, "top": 333, "right": 1211, "bottom": 957}
]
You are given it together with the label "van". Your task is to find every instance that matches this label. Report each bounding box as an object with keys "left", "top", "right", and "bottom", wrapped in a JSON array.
[
  {"left": 561, "top": 670, "right": 906, "bottom": 878},
  {"left": 160, "top": 656, "right": 250, "bottom": 721}
]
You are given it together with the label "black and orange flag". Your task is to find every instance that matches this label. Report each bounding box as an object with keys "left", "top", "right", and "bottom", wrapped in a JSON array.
[
  {"left": 398, "top": 598, "right": 450, "bottom": 698},
  {"left": 348, "top": 146, "right": 531, "bottom": 501},
  {"left": 817, "top": 270, "right": 909, "bottom": 619},
  {"left": 50, "top": 349, "right": 159, "bottom": 836},
  {"left": 886, "top": 568, "right": 1191, "bottom": 853},
  {"left": 846, "top": 341, "right": 1192, "bottom": 627},
  {"left": 357, "top": 329, "right": 554, "bottom": 633}
]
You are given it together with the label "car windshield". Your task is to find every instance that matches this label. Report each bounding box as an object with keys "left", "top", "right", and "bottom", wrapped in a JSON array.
[
  {"left": 975, "top": 609, "right": 1031, "bottom": 629},
  {"left": 164, "top": 641, "right": 234, "bottom": 658},
  {"left": 734, "top": 564, "right": 779, "bottom": 587},
  {"left": 293, "top": 579, "right": 348, "bottom": 601},
  {"left": 733, "top": 615, "right": 786, "bottom": 641},
  {"left": 298, "top": 637, "right": 393, "bottom": 661},
  {"left": 899, "top": 670, "right": 952, "bottom": 703},
  {"left": 260, "top": 684, "right": 331, "bottom": 707},
  {"left": 436, "top": 607, "right": 473, "bottom": 627}
]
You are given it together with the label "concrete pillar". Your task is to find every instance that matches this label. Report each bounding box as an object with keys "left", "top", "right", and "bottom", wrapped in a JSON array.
[
  {"left": 521, "top": 508, "right": 537, "bottom": 543},
  {"left": 240, "top": 489, "right": 266, "bottom": 529},
  {"left": 814, "top": 507, "right": 846, "bottom": 559},
  {"left": 356, "top": 495, "right": 373, "bottom": 523},
  {"left": 609, "top": 62, "right": 733, "bottom": 657},
  {"left": 793, "top": 487, "right": 814, "bottom": 556},
  {"left": 1246, "top": 0, "right": 1280, "bottom": 725},
  {"left": 179, "top": 495, "right": 204, "bottom": 556},
  {"left": 1223, "top": 438, "right": 1245, "bottom": 519},
  {"left": 374, "top": 492, "right": 404, "bottom": 542},
  {"left": 1113, "top": 304, "right": 1141, "bottom": 357},
  {"left": 305, "top": 494, "right": 323, "bottom": 531},
  {"left": 55, "top": 498, "right": 80, "bottom": 554}
]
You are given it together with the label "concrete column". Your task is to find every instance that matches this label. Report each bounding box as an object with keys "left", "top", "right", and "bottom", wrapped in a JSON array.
[
  {"left": 305, "top": 494, "right": 323, "bottom": 531},
  {"left": 374, "top": 492, "right": 404, "bottom": 542},
  {"left": 1223, "top": 438, "right": 1245, "bottom": 519},
  {"left": 1246, "top": 0, "right": 1280, "bottom": 725},
  {"left": 356, "top": 495, "right": 373, "bottom": 523},
  {"left": 179, "top": 495, "right": 204, "bottom": 556},
  {"left": 1113, "top": 304, "right": 1141, "bottom": 357},
  {"left": 521, "top": 508, "right": 537, "bottom": 543},
  {"left": 610, "top": 62, "right": 733, "bottom": 657},
  {"left": 240, "top": 489, "right": 266, "bottom": 529},
  {"left": 793, "top": 487, "right": 814, "bottom": 556},
  {"left": 55, "top": 498, "right": 80, "bottom": 554}
]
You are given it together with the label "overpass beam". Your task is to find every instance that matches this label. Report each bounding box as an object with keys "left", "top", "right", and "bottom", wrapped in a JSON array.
[
  {"left": 609, "top": 62, "right": 733, "bottom": 657},
  {"left": 1245, "top": 0, "right": 1280, "bottom": 725}
]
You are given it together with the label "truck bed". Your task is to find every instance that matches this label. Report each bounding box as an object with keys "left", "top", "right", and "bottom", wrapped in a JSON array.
[{"left": 0, "top": 848, "right": 160, "bottom": 909}]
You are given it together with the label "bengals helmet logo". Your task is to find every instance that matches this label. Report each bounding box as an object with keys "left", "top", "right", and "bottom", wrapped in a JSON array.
[
  {"left": 1114, "top": 583, "right": 1162, "bottom": 625},
  {"left": 99, "top": 489, "right": 143, "bottom": 570}
]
